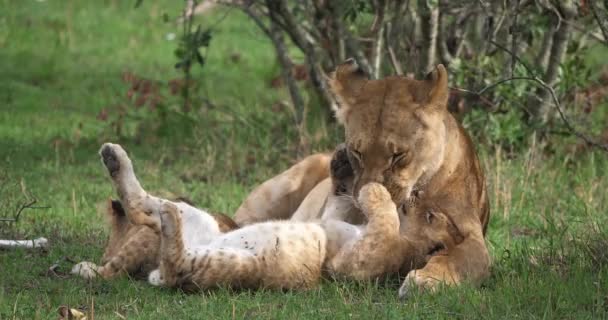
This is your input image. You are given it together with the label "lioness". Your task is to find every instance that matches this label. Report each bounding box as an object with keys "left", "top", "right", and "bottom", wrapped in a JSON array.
[{"left": 235, "top": 61, "right": 491, "bottom": 293}]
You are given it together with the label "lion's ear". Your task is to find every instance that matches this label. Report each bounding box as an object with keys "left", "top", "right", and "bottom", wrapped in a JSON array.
[
  {"left": 425, "top": 64, "right": 449, "bottom": 109},
  {"left": 328, "top": 58, "right": 368, "bottom": 124}
]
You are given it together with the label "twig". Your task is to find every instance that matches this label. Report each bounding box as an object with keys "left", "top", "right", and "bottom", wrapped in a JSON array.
[
  {"left": 588, "top": 0, "right": 608, "bottom": 45},
  {"left": 385, "top": 27, "right": 404, "bottom": 75},
  {"left": 468, "top": 29, "right": 608, "bottom": 152},
  {"left": 489, "top": 40, "right": 535, "bottom": 76},
  {"left": 267, "top": 11, "right": 305, "bottom": 128},
  {"left": 417, "top": 0, "right": 439, "bottom": 76},
  {"left": 454, "top": 76, "right": 608, "bottom": 153},
  {"left": 370, "top": 0, "right": 387, "bottom": 79},
  {"left": 509, "top": 0, "right": 520, "bottom": 78},
  {"left": 0, "top": 196, "right": 50, "bottom": 223},
  {"left": 563, "top": 20, "right": 606, "bottom": 44}
]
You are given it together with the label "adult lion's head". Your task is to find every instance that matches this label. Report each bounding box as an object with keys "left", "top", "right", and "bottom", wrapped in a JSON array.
[{"left": 328, "top": 60, "right": 450, "bottom": 206}]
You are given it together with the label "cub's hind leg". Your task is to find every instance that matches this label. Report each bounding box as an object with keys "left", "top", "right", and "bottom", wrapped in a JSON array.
[
  {"left": 153, "top": 202, "right": 262, "bottom": 290},
  {"left": 151, "top": 202, "right": 184, "bottom": 287},
  {"left": 99, "top": 143, "right": 165, "bottom": 225}
]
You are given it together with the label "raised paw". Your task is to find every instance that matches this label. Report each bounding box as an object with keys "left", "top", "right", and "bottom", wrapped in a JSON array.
[
  {"left": 148, "top": 269, "right": 164, "bottom": 286},
  {"left": 357, "top": 182, "right": 393, "bottom": 214},
  {"left": 71, "top": 261, "right": 101, "bottom": 280},
  {"left": 159, "top": 202, "right": 180, "bottom": 237},
  {"left": 330, "top": 143, "right": 353, "bottom": 181},
  {"left": 99, "top": 143, "right": 131, "bottom": 178},
  {"left": 398, "top": 269, "right": 446, "bottom": 299}
]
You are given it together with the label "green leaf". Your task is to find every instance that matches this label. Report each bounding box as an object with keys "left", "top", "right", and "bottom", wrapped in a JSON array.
[
  {"left": 195, "top": 50, "right": 205, "bottom": 66},
  {"left": 134, "top": 0, "right": 143, "bottom": 9}
]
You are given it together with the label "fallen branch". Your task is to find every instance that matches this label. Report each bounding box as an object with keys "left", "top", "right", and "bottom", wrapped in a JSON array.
[{"left": 0, "top": 237, "right": 49, "bottom": 250}]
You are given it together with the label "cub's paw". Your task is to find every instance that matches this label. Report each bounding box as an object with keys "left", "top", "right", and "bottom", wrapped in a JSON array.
[
  {"left": 148, "top": 269, "right": 164, "bottom": 286},
  {"left": 357, "top": 183, "right": 393, "bottom": 213},
  {"left": 99, "top": 143, "right": 130, "bottom": 178},
  {"left": 159, "top": 202, "right": 180, "bottom": 237},
  {"left": 71, "top": 261, "right": 100, "bottom": 280},
  {"left": 398, "top": 269, "right": 443, "bottom": 299}
]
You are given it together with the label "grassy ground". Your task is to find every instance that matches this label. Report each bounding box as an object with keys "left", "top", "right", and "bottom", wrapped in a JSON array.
[{"left": 1, "top": 1, "right": 607, "bottom": 319}]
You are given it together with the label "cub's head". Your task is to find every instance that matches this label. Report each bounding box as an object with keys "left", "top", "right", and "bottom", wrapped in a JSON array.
[
  {"left": 400, "top": 202, "right": 464, "bottom": 256},
  {"left": 328, "top": 60, "right": 450, "bottom": 206}
]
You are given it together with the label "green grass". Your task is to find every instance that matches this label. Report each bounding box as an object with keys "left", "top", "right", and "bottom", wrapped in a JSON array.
[{"left": 1, "top": 1, "right": 607, "bottom": 319}]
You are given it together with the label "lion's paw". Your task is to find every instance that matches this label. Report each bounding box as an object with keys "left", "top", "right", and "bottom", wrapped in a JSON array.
[
  {"left": 330, "top": 143, "right": 353, "bottom": 181},
  {"left": 398, "top": 269, "right": 442, "bottom": 299},
  {"left": 99, "top": 143, "right": 131, "bottom": 178},
  {"left": 358, "top": 183, "right": 393, "bottom": 214},
  {"left": 71, "top": 261, "right": 100, "bottom": 280},
  {"left": 148, "top": 269, "right": 164, "bottom": 286}
]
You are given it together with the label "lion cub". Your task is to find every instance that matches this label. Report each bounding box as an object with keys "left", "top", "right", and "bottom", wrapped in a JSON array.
[{"left": 83, "top": 143, "right": 326, "bottom": 290}]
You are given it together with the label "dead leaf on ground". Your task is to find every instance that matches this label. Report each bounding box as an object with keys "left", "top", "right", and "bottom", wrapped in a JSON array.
[{"left": 58, "top": 306, "right": 87, "bottom": 320}]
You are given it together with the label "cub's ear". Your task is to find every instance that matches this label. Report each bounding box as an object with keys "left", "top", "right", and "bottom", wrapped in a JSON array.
[
  {"left": 328, "top": 58, "right": 368, "bottom": 124},
  {"left": 425, "top": 64, "right": 449, "bottom": 109}
]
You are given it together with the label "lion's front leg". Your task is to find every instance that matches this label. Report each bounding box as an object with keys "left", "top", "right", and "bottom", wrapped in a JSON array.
[
  {"left": 398, "top": 231, "right": 490, "bottom": 298},
  {"left": 234, "top": 153, "right": 330, "bottom": 225},
  {"left": 72, "top": 227, "right": 160, "bottom": 280}
]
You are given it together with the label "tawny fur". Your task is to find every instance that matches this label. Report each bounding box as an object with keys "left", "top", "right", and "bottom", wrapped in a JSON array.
[
  {"left": 153, "top": 202, "right": 326, "bottom": 290},
  {"left": 74, "top": 142, "right": 466, "bottom": 296},
  {"left": 321, "top": 148, "right": 464, "bottom": 282},
  {"left": 78, "top": 143, "right": 327, "bottom": 290},
  {"left": 71, "top": 200, "right": 160, "bottom": 280},
  {"left": 71, "top": 149, "right": 238, "bottom": 281},
  {"left": 72, "top": 199, "right": 238, "bottom": 280}
]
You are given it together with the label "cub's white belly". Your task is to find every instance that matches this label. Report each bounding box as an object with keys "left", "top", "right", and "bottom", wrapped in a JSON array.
[{"left": 174, "top": 202, "right": 222, "bottom": 249}]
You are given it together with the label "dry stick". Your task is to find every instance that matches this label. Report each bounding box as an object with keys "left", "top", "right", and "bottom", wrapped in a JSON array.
[
  {"left": 0, "top": 238, "right": 49, "bottom": 250},
  {"left": 268, "top": 15, "right": 307, "bottom": 156},
  {"left": 263, "top": 0, "right": 336, "bottom": 111},
  {"left": 385, "top": 24, "right": 404, "bottom": 76},
  {"left": 437, "top": 9, "right": 453, "bottom": 65},
  {"left": 534, "top": 24, "right": 554, "bottom": 70},
  {"left": 417, "top": 0, "right": 439, "bottom": 76},
  {"left": 509, "top": 0, "right": 520, "bottom": 78},
  {"left": 0, "top": 199, "right": 36, "bottom": 223},
  {"left": 370, "top": 0, "right": 387, "bottom": 79},
  {"left": 0, "top": 198, "right": 49, "bottom": 223}
]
